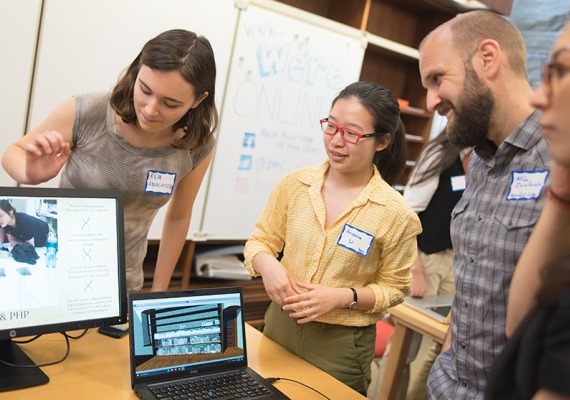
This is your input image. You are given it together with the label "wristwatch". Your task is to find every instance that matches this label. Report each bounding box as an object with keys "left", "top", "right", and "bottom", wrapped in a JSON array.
[{"left": 348, "top": 287, "right": 358, "bottom": 310}]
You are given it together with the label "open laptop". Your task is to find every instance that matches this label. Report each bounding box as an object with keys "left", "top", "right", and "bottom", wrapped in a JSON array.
[
  {"left": 128, "top": 286, "right": 289, "bottom": 400},
  {"left": 403, "top": 295, "right": 453, "bottom": 323}
]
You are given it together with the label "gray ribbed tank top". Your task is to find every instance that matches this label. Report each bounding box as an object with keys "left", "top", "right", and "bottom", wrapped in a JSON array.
[{"left": 60, "top": 92, "right": 214, "bottom": 292}]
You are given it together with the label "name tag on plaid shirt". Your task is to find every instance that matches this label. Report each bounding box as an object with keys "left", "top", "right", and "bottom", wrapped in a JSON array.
[{"left": 507, "top": 170, "right": 548, "bottom": 200}]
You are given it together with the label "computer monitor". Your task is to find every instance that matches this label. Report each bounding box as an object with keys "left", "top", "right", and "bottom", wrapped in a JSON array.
[{"left": 0, "top": 186, "right": 127, "bottom": 391}]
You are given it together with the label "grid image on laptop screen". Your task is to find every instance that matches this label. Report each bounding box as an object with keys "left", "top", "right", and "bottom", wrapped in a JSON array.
[{"left": 129, "top": 288, "right": 246, "bottom": 382}]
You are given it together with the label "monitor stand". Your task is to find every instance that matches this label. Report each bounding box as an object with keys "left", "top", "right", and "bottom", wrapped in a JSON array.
[{"left": 0, "top": 339, "right": 49, "bottom": 392}]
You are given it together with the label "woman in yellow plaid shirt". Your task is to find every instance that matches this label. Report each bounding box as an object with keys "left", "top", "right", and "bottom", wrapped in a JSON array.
[{"left": 244, "top": 81, "right": 422, "bottom": 395}]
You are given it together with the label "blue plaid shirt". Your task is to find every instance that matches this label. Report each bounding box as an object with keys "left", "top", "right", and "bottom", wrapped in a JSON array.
[{"left": 428, "top": 110, "right": 551, "bottom": 399}]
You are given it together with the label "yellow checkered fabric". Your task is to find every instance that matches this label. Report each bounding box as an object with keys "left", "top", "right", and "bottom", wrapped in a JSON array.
[{"left": 244, "top": 161, "right": 421, "bottom": 326}]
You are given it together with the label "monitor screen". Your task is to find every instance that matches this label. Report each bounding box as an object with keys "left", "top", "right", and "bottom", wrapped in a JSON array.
[{"left": 0, "top": 186, "right": 127, "bottom": 391}]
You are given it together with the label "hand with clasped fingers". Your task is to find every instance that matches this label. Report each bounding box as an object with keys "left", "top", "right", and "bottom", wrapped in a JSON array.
[
  {"left": 253, "top": 252, "right": 302, "bottom": 306},
  {"left": 282, "top": 282, "right": 349, "bottom": 324}
]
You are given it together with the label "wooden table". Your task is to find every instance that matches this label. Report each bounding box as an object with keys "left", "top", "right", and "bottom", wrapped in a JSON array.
[
  {"left": 0, "top": 324, "right": 366, "bottom": 400},
  {"left": 376, "top": 303, "right": 449, "bottom": 400}
]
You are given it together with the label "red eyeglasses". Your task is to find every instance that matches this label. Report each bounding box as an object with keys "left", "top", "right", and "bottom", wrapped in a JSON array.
[{"left": 319, "top": 118, "right": 386, "bottom": 144}]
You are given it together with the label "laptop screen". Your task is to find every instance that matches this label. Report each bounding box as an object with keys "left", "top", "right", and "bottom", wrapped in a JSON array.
[{"left": 129, "top": 287, "right": 248, "bottom": 385}]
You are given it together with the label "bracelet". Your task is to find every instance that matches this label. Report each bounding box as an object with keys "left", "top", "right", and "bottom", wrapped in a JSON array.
[{"left": 545, "top": 187, "right": 570, "bottom": 210}]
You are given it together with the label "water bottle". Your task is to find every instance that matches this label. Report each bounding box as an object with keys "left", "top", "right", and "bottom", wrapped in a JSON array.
[{"left": 46, "top": 233, "right": 57, "bottom": 268}]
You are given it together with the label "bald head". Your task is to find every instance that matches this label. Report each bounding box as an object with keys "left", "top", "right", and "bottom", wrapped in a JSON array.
[{"left": 420, "top": 10, "right": 528, "bottom": 79}]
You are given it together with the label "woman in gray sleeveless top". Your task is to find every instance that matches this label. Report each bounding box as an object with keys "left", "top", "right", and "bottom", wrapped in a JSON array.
[{"left": 2, "top": 29, "right": 218, "bottom": 293}]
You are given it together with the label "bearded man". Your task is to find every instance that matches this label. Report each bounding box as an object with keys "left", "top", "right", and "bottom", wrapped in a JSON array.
[{"left": 418, "top": 10, "right": 551, "bottom": 400}]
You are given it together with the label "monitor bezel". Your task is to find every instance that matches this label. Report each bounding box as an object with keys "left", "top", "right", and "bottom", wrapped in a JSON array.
[{"left": 0, "top": 185, "right": 127, "bottom": 340}]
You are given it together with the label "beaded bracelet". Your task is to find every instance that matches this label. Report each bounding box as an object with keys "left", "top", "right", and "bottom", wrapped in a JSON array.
[{"left": 545, "top": 187, "right": 570, "bottom": 210}]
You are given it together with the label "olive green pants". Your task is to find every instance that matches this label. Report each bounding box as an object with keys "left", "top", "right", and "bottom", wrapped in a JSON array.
[{"left": 263, "top": 302, "right": 376, "bottom": 396}]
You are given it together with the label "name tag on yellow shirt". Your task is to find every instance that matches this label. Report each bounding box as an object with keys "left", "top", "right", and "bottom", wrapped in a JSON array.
[{"left": 337, "top": 224, "right": 374, "bottom": 256}]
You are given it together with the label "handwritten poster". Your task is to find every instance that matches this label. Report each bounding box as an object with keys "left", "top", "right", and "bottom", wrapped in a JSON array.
[{"left": 200, "top": 3, "right": 365, "bottom": 239}]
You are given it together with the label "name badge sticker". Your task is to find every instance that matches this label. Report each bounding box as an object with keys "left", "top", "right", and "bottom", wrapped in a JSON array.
[
  {"left": 506, "top": 170, "right": 549, "bottom": 201},
  {"left": 145, "top": 170, "right": 177, "bottom": 195},
  {"left": 450, "top": 174, "right": 466, "bottom": 192},
  {"left": 337, "top": 224, "right": 374, "bottom": 256}
]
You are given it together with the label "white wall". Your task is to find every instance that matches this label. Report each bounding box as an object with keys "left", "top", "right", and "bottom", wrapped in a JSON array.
[
  {"left": 15, "top": 0, "right": 238, "bottom": 238},
  {"left": 29, "top": 0, "right": 237, "bottom": 129},
  {"left": 0, "top": 0, "right": 42, "bottom": 187}
]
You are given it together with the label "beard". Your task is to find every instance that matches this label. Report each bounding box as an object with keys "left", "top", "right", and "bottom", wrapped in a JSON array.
[{"left": 446, "top": 68, "right": 495, "bottom": 148}]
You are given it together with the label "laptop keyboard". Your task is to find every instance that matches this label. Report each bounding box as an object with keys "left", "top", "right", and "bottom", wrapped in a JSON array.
[{"left": 149, "top": 371, "right": 272, "bottom": 400}]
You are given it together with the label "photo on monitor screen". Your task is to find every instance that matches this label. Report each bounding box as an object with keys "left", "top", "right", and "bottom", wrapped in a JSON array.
[{"left": 0, "top": 186, "right": 127, "bottom": 391}]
